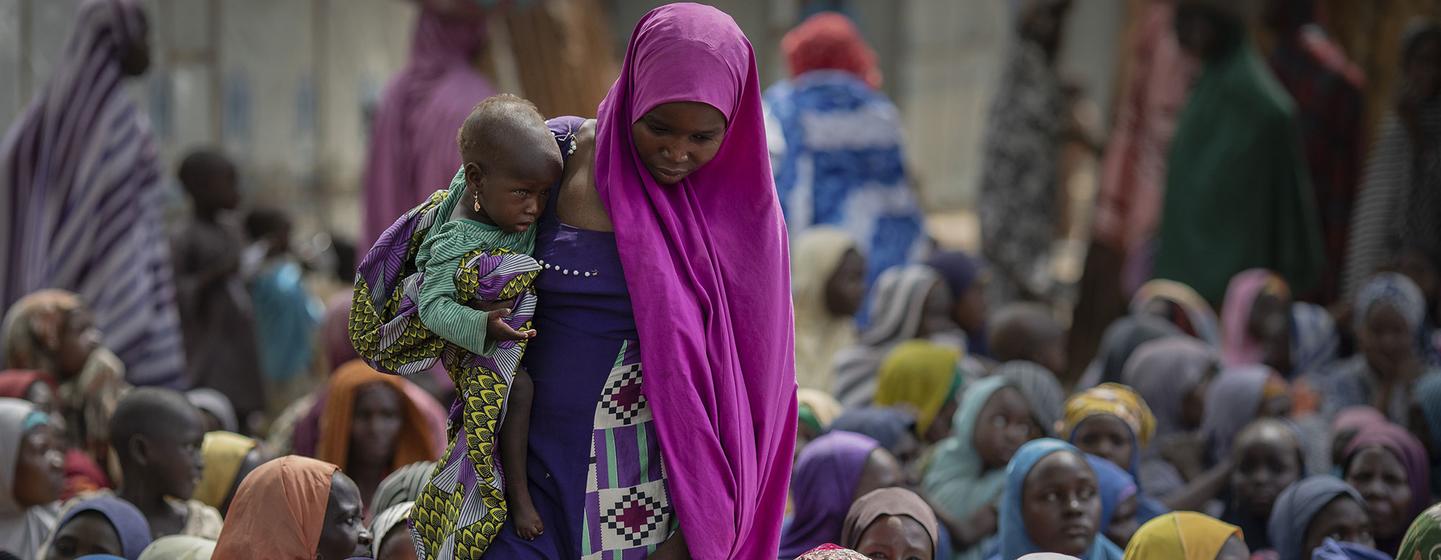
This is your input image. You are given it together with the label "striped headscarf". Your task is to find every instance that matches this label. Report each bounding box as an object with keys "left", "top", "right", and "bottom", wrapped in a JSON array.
[
  {"left": 1131, "top": 280, "right": 1221, "bottom": 347},
  {"left": 835, "top": 265, "right": 957, "bottom": 408},
  {"left": 370, "top": 460, "right": 435, "bottom": 516},
  {"left": 0, "top": 0, "right": 186, "bottom": 386}
]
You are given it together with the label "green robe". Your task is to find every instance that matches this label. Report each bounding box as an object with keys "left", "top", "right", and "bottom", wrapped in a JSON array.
[{"left": 1155, "top": 39, "right": 1324, "bottom": 306}]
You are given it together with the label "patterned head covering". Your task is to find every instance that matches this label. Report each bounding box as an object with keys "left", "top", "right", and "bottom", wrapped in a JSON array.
[
  {"left": 1123, "top": 337, "right": 1216, "bottom": 439},
  {"left": 1, "top": 290, "right": 84, "bottom": 372},
  {"left": 1353, "top": 273, "right": 1426, "bottom": 335},
  {"left": 861, "top": 265, "right": 952, "bottom": 347},
  {"left": 1267, "top": 476, "right": 1365, "bottom": 560},
  {"left": 1342, "top": 422, "right": 1432, "bottom": 521},
  {"left": 795, "top": 544, "right": 871, "bottom": 559},
  {"left": 1290, "top": 302, "right": 1340, "bottom": 378},
  {"left": 1131, "top": 280, "right": 1221, "bottom": 347},
  {"left": 840, "top": 487, "right": 939, "bottom": 554},
  {"left": 1397, "top": 503, "right": 1441, "bottom": 560},
  {"left": 1062, "top": 384, "right": 1157, "bottom": 451},
  {"left": 1000, "top": 361, "right": 1066, "bottom": 437},
  {"left": 193, "top": 431, "right": 258, "bottom": 511},
  {"left": 370, "top": 502, "right": 414, "bottom": 558},
  {"left": 875, "top": 340, "right": 961, "bottom": 439},
  {"left": 779, "top": 431, "right": 881, "bottom": 558},
  {"left": 1221, "top": 269, "right": 1290, "bottom": 367},
  {"left": 998, "top": 439, "right": 1124, "bottom": 560},
  {"left": 1122, "top": 511, "right": 1242, "bottom": 560},
  {"left": 370, "top": 460, "right": 435, "bottom": 516},
  {"left": 781, "top": 12, "right": 881, "bottom": 88},
  {"left": 51, "top": 496, "right": 153, "bottom": 560}
]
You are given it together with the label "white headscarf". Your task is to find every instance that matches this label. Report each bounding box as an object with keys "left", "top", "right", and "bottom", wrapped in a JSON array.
[{"left": 0, "top": 398, "right": 58, "bottom": 559}]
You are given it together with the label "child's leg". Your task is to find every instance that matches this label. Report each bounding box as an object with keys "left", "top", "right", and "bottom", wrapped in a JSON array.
[{"left": 502, "top": 370, "right": 543, "bottom": 539}]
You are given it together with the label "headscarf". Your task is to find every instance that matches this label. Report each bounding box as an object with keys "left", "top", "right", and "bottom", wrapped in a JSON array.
[
  {"left": 795, "top": 544, "right": 870, "bottom": 559},
  {"left": 185, "top": 389, "right": 237, "bottom": 433},
  {"left": 875, "top": 341, "right": 961, "bottom": 439},
  {"left": 1122, "top": 511, "right": 1242, "bottom": 560},
  {"left": 1414, "top": 374, "right": 1441, "bottom": 451},
  {"left": 1092, "top": 316, "right": 1182, "bottom": 385},
  {"left": 1267, "top": 476, "right": 1365, "bottom": 560},
  {"left": 791, "top": 227, "right": 860, "bottom": 392},
  {"left": 1061, "top": 384, "right": 1157, "bottom": 472},
  {"left": 1331, "top": 406, "right": 1387, "bottom": 437},
  {"left": 1352, "top": 273, "right": 1426, "bottom": 336},
  {"left": 1342, "top": 422, "right": 1431, "bottom": 521},
  {"left": 1290, "top": 303, "right": 1340, "bottom": 379},
  {"left": 840, "top": 487, "right": 939, "bottom": 553},
  {"left": 798, "top": 388, "right": 845, "bottom": 437},
  {"left": 1201, "top": 366, "right": 1278, "bottom": 464},
  {"left": 923, "top": 376, "right": 1013, "bottom": 524},
  {"left": 320, "top": 293, "right": 358, "bottom": 369},
  {"left": 1085, "top": 454, "right": 1138, "bottom": 536},
  {"left": 781, "top": 12, "right": 881, "bottom": 88},
  {"left": 999, "top": 361, "right": 1065, "bottom": 437},
  {"left": 0, "top": 0, "right": 186, "bottom": 387},
  {"left": 1123, "top": 337, "right": 1215, "bottom": 439},
  {"left": 1311, "top": 538, "right": 1393, "bottom": 560},
  {"left": 1130, "top": 280, "right": 1221, "bottom": 347},
  {"left": 999, "top": 439, "right": 1124, "bottom": 560},
  {"left": 779, "top": 431, "right": 881, "bottom": 558},
  {"left": 193, "top": 431, "right": 258, "bottom": 511},
  {"left": 927, "top": 251, "right": 988, "bottom": 356},
  {"left": 290, "top": 363, "right": 447, "bottom": 460},
  {"left": 828, "top": 408, "right": 916, "bottom": 455},
  {"left": 212, "top": 456, "right": 339, "bottom": 560},
  {"left": 1221, "top": 270, "right": 1290, "bottom": 367},
  {"left": 359, "top": 5, "right": 493, "bottom": 252},
  {"left": 315, "top": 361, "right": 441, "bottom": 472},
  {"left": 0, "top": 398, "right": 58, "bottom": 558},
  {"left": 370, "top": 460, "right": 434, "bottom": 516},
  {"left": 836, "top": 265, "right": 955, "bottom": 408},
  {"left": 595, "top": 5, "right": 797, "bottom": 555},
  {"left": 51, "top": 496, "right": 153, "bottom": 559},
  {"left": 1, "top": 290, "right": 84, "bottom": 372},
  {"left": 0, "top": 370, "right": 52, "bottom": 400},
  {"left": 138, "top": 535, "right": 216, "bottom": 560},
  {"left": 369, "top": 502, "right": 413, "bottom": 558},
  {"left": 1397, "top": 503, "right": 1441, "bottom": 560}
]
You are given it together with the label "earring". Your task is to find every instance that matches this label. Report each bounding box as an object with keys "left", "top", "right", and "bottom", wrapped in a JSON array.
[{"left": 473, "top": 191, "right": 482, "bottom": 213}]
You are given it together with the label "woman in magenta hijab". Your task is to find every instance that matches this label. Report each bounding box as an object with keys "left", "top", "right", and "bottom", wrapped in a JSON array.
[{"left": 477, "top": 4, "right": 796, "bottom": 559}]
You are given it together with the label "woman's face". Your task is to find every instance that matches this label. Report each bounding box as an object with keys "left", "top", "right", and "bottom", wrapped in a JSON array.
[
  {"left": 973, "top": 388, "right": 1036, "bottom": 471},
  {"left": 14, "top": 423, "right": 65, "bottom": 507},
  {"left": 1344, "top": 446, "right": 1413, "bottom": 540},
  {"left": 825, "top": 249, "right": 867, "bottom": 318},
  {"left": 350, "top": 383, "right": 404, "bottom": 467},
  {"left": 1303, "top": 496, "right": 1374, "bottom": 555},
  {"left": 1230, "top": 425, "right": 1302, "bottom": 519},
  {"left": 1104, "top": 494, "right": 1139, "bottom": 548},
  {"left": 630, "top": 101, "right": 727, "bottom": 185},
  {"left": 44, "top": 512, "right": 121, "bottom": 560},
  {"left": 924, "top": 395, "right": 959, "bottom": 444},
  {"left": 1021, "top": 451, "right": 1102, "bottom": 557},
  {"left": 318, "top": 472, "right": 367, "bottom": 560},
  {"left": 1358, "top": 305, "right": 1415, "bottom": 381},
  {"left": 1071, "top": 415, "right": 1134, "bottom": 472},
  {"left": 854, "top": 515, "right": 934, "bottom": 560}
]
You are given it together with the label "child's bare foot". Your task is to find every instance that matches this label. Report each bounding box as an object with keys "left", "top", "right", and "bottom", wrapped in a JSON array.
[{"left": 512, "top": 499, "right": 544, "bottom": 541}]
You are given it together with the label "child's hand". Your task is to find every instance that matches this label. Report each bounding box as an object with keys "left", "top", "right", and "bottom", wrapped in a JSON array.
[
  {"left": 487, "top": 308, "right": 536, "bottom": 342},
  {"left": 512, "top": 501, "right": 544, "bottom": 541}
]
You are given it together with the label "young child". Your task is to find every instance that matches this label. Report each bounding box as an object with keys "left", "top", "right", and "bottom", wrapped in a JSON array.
[
  {"left": 242, "top": 207, "right": 322, "bottom": 408},
  {"left": 352, "top": 93, "right": 563, "bottom": 551},
  {"left": 171, "top": 149, "right": 265, "bottom": 427},
  {"left": 108, "top": 387, "right": 222, "bottom": 540}
]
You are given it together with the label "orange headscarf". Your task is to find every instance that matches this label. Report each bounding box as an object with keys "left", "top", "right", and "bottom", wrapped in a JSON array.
[
  {"left": 315, "top": 360, "right": 440, "bottom": 471},
  {"left": 212, "top": 455, "right": 337, "bottom": 560}
]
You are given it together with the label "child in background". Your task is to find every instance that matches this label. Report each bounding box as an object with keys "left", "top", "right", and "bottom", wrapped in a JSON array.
[
  {"left": 352, "top": 93, "right": 563, "bottom": 551},
  {"left": 171, "top": 150, "right": 265, "bottom": 428},
  {"left": 242, "top": 207, "right": 322, "bottom": 411},
  {"left": 108, "top": 388, "right": 222, "bottom": 540},
  {"left": 988, "top": 303, "right": 1069, "bottom": 377}
]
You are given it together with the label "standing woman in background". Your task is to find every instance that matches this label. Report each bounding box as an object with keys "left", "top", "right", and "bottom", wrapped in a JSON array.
[{"left": 0, "top": 0, "right": 186, "bottom": 387}]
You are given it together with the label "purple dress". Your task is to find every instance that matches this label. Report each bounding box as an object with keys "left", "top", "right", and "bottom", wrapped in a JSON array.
[{"left": 481, "top": 117, "right": 675, "bottom": 559}]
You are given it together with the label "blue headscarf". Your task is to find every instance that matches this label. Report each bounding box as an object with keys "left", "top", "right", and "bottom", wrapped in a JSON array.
[
  {"left": 52, "top": 496, "right": 153, "bottom": 560},
  {"left": 998, "top": 439, "right": 1124, "bottom": 560},
  {"left": 1267, "top": 476, "right": 1365, "bottom": 560},
  {"left": 1084, "top": 455, "right": 1136, "bottom": 536}
]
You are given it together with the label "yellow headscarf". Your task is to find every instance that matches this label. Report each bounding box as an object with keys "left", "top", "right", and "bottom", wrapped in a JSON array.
[
  {"left": 1123, "top": 511, "right": 1242, "bottom": 560},
  {"left": 194, "top": 431, "right": 258, "bottom": 510},
  {"left": 791, "top": 227, "right": 860, "bottom": 392},
  {"left": 875, "top": 340, "right": 961, "bottom": 438},
  {"left": 1061, "top": 383, "right": 1156, "bottom": 447}
]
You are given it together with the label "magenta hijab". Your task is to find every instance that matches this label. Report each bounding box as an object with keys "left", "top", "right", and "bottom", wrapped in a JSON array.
[
  {"left": 594, "top": 4, "right": 797, "bottom": 558},
  {"left": 1220, "top": 269, "right": 1288, "bottom": 367},
  {"left": 359, "top": 5, "right": 494, "bottom": 252},
  {"left": 1343, "top": 422, "right": 1432, "bottom": 521}
]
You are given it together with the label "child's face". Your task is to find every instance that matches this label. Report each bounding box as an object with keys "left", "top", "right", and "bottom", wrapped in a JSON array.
[
  {"left": 952, "top": 279, "right": 989, "bottom": 334},
  {"left": 973, "top": 388, "right": 1036, "bottom": 470},
  {"left": 1344, "top": 446, "right": 1413, "bottom": 540},
  {"left": 46, "top": 511, "right": 123, "bottom": 560},
  {"left": 351, "top": 383, "right": 404, "bottom": 467},
  {"left": 1104, "top": 494, "right": 1139, "bottom": 549},
  {"left": 824, "top": 249, "right": 866, "bottom": 318},
  {"left": 14, "top": 424, "right": 65, "bottom": 507},
  {"left": 1072, "top": 415, "right": 1134, "bottom": 473},
  {"left": 1359, "top": 305, "right": 1415, "bottom": 381},
  {"left": 148, "top": 408, "right": 206, "bottom": 500},
  {"left": 1021, "top": 450, "right": 1101, "bottom": 557},
  {"left": 1303, "top": 496, "right": 1374, "bottom": 556},
  {"left": 1230, "top": 426, "right": 1301, "bottom": 518},
  {"left": 465, "top": 143, "right": 562, "bottom": 233},
  {"left": 630, "top": 102, "right": 727, "bottom": 185},
  {"left": 854, "top": 515, "right": 934, "bottom": 560}
]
